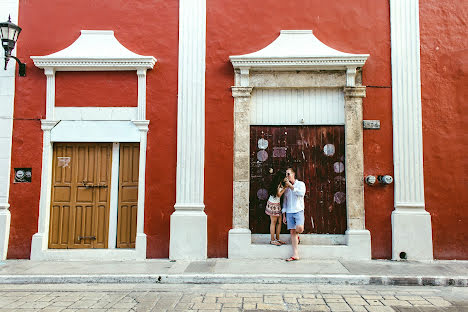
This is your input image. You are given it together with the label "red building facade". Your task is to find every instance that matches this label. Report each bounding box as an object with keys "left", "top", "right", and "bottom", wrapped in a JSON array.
[{"left": 0, "top": 0, "right": 466, "bottom": 260}]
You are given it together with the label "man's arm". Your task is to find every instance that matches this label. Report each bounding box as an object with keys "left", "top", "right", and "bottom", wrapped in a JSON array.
[{"left": 292, "top": 181, "right": 306, "bottom": 197}]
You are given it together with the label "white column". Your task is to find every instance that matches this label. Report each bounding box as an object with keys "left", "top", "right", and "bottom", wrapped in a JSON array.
[
  {"left": 390, "top": 0, "right": 432, "bottom": 260},
  {"left": 132, "top": 121, "right": 149, "bottom": 259},
  {"left": 0, "top": 1, "right": 19, "bottom": 259},
  {"left": 30, "top": 120, "right": 58, "bottom": 259},
  {"left": 44, "top": 68, "right": 55, "bottom": 120},
  {"left": 170, "top": 0, "right": 207, "bottom": 260},
  {"left": 136, "top": 69, "right": 147, "bottom": 120}
]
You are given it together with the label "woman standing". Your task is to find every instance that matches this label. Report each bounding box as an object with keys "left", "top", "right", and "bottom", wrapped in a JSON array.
[{"left": 265, "top": 171, "right": 287, "bottom": 245}]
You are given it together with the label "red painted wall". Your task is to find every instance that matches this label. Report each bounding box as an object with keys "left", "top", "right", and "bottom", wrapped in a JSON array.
[
  {"left": 205, "top": 0, "right": 393, "bottom": 258},
  {"left": 8, "top": 0, "right": 179, "bottom": 258},
  {"left": 420, "top": 1, "right": 468, "bottom": 259},
  {"left": 9, "top": 0, "right": 396, "bottom": 259}
]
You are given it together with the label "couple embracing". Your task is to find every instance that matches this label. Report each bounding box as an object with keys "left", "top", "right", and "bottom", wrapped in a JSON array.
[{"left": 265, "top": 167, "right": 305, "bottom": 261}]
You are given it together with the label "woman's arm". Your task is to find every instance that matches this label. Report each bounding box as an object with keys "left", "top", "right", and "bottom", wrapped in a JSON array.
[{"left": 277, "top": 185, "right": 286, "bottom": 197}]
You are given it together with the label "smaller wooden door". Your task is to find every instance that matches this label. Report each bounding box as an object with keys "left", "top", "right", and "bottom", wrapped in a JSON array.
[
  {"left": 49, "top": 143, "right": 112, "bottom": 249},
  {"left": 116, "top": 143, "right": 139, "bottom": 248}
]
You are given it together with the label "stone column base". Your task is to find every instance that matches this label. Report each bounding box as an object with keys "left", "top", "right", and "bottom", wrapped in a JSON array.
[
  {"left": 169, "top": 210, "right": 207, "bottom": 260},
  {"left": 0, "top": 205, "right": 11, "bottom": 260},
  {"left": 392, "top": 209, "right": 433, "bottom": 260}
]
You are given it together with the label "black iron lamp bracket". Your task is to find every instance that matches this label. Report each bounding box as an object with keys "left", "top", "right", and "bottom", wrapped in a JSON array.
[{"left": 4, "top": 55, "right": 25, "bottom": 76}]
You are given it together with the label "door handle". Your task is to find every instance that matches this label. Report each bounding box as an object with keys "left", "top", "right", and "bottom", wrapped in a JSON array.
[{"left": 78, "top": 235, "right": 96, "bottom": 240}]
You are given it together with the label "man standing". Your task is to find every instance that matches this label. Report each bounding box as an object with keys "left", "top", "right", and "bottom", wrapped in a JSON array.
[{"left": 282, "top": 167, "right": 306, "bottom": 261}]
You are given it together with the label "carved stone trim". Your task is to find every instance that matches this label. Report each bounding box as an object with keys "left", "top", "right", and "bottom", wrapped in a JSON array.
[
  {"left": 344, "top": 86, "right": 366, "bottom": 98},
  {"left": 231, "top": 87, "right": 253, "bottom": 98}
]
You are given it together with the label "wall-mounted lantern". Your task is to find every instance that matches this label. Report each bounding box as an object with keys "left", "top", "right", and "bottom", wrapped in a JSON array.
[{"left": 0, "top": 15, "right": 25, "bottom": 76}]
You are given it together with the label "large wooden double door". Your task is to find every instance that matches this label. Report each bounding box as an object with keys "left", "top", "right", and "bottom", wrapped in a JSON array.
[
  {"left": 48, "top": 143, "right": 139, "bottom": 249},
  {"left": 249, "top": 126, "right": 347, "bottom": 235}
]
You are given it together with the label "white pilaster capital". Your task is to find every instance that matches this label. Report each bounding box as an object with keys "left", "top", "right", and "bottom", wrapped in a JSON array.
[
  {"left": 346, "top": 66, "right": 357, "bottom": 87},
  {"left": 344, "top": 86, "right": 366, "bottom": 99},
  {"left": 132, "top": 120, "right": 150, "bottom": 132},
  {"left": 231, "top": 86, "right": 253, "bottom": 98},
  {"left": 44, "top": 67, "right": 55, "bottom": 76},
  {"left": 137, "top": 69, "right": 147, "bottom": 77},
  {"left": 40, "top": 120, "right": 59, "bottom": 131}
]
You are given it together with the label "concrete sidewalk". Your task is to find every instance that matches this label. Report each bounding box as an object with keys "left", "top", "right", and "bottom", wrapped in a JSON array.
[{"left": 0, "top": 259, "right": 467, "bottom": 286}]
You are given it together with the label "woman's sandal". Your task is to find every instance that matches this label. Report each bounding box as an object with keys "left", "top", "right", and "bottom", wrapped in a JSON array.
[
  {"left": 276, "top": 240, "right": 286, "bottom": 245},
  {"left": 285, "top": 256, "right": 299, "bottom": 261},
  {"left": 269, "top": 240, "right": 281, "bottom": 246},
  {"left": 297, "top": 236, "right": 301, "bottom": 244}
]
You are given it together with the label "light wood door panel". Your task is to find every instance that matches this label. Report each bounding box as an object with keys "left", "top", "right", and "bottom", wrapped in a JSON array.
[
  {"left": 49, "top": 143, "right": 112, "bottom": 249},
  {"left": 117, "top": 143, "right": 139, "bottom": 248}
]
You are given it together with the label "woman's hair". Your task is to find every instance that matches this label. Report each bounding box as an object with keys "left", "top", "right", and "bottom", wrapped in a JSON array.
[{"left": 268, "top": 170, "right": 286, "bottom": 197}]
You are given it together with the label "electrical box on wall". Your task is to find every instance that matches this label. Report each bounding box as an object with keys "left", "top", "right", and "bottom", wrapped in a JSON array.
[{"left": 14, "top": 168, "right": 32, "bottom": 183}]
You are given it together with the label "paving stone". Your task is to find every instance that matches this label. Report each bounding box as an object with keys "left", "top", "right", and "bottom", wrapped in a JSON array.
[
  {"left": 222, "top": 302, "right": 242, "bottom": 308},
  {"left": 68, "top": 300, "right": 98, "bottom": 309},
  {"left": 326, "top": 298, "right": 346, "bottom": 303},
  {"left": 40, "top": 307, "right": 66, "bottom": 312},
  {"left": 366, "top": 299, "right": 383, "bottom": 306},
  {"left": 202, "top": 296, "right": 217, "bottom": 303},
  {"left": 345, "top": 298, "right": 368, "bottom": 305},
  {"left": 395, "top": 296, "right": 424, "bottom": 301},
  {"left": 409, "top": 300, "right": 433, "bottom": 306},
  {"left": 17, "top": 300, "right": 52, "bottom": 308},
  {"left": 363, "top": 295, "right": 383, "bottom": 300},
  {"left": 350, "top": 306, "right": 367, "bottom": 312},
  {"left": 364, "top": 306, "right": 395, "bottom": 312},
  {"left": 217, "top": 297, "right": 242, "bottom": 303},
  {"left": 256, "top": 303, "right": 286, "bottom": 310},
  {"left": 49, "top": 301, "right": 74, "bottom": 307},
  {"left": 324, "top": 294, "right": 344, "bottom": 299},
  {"left": 221, "top": 308, "right": 241, "bottom": 312},
  {"left": 243, "top": 303, "right": 256, "bottom": 310},
  {"left": 284, "top": 296, "right": 299, "bottom": 303},
  {"left": 299, "top": 298, "right": 326, "bottom": 305},
  {"left": 380, "top": 300, "right": 411, "bottom": 307},
  {"left": 300, "top": 304, "right": 331, "bottom": 311},
  {"left": 192, "top": 302, "right": 222, "bottom": 309},
  {"left": 424, "top": 297, "right": 452, "bottom": 307},
  {"left": 264, "top": 295, "right": 284, "bottom": 304},
  {"left": 327, "top": 302, "right": 352, "bottom": 311}
]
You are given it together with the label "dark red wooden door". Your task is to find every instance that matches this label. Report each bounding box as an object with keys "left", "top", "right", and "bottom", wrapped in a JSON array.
[{"left": 249, "top": 126, "right": 346, "bottom": 234}]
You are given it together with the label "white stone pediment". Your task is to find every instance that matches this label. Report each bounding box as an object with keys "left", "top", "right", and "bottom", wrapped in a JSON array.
[
  {"left": 31, "top": 30, "right": 157, "bottom": 71},
  {"left": 230, "top": 30, "right": 368, "bottom": 70}
]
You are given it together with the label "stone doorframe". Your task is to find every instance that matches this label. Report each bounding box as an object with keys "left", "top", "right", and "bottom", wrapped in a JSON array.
[{"left": 228, "top": 30, "right": 371, "bottom": 260}]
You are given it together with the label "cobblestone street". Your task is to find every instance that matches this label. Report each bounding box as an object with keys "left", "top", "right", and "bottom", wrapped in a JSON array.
[{"left": 0, "top": 283, "right": 466, "bottom": 312}]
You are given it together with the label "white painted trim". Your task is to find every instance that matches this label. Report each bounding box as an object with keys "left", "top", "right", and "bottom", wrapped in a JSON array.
[
  {"left": 51, "top": 121, "right": 141, "bottom": 142},
  {"left": 0, "top": 0, "right": 19, "bottom": 260},
  {"left": 170, "top": 0, "right": 207, "bottom": 260},
  {"left": 31, "top": 30, "right": 156, "bottom": 71},
  {"left": 55, "top": 107, "right": 138, "bottom": 121},
  {"left": 31, "top": 121, "right": 149, "bottom": 260},
  {"left": 230, "top": 30, "right": 368, "bottom": 72},
  {"left": 390, "top": 0, "right": 432, "bottom": 260},
  {"left": 30, "top": 28, "right": 155, "bottom": 260},
  {"left": 108, "top": 143, "right": 120, "bottom": 249}
]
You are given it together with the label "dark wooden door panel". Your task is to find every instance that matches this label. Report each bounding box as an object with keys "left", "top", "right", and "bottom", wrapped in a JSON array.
[{"left": 250, "top": 126, "right": 346, "bottom": 234}]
